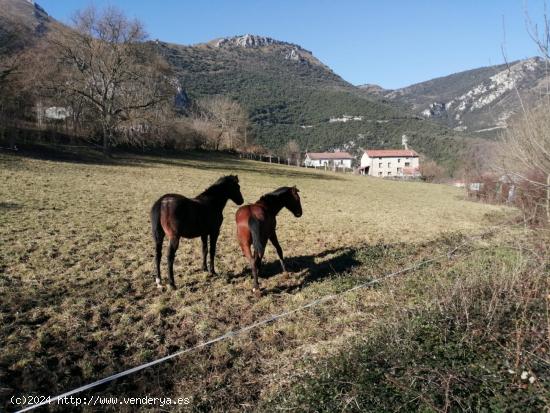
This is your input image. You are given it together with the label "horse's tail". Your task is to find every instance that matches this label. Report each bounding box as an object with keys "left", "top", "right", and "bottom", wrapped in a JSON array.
[
  {"left": 151, "top": 198, "right": 164, "bottom": 243},
  {"left": 248, "top": 215, "right": 264, "bottom": 257}
]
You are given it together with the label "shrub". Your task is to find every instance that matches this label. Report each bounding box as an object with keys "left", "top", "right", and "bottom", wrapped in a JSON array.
[{"left": 500, "top": 105, "right": 550, "bottom": 227}]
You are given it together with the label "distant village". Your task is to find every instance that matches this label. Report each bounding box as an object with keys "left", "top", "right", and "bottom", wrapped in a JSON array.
[
  {"left": 303, "top": 135, "right": 421, "bottom": 178},
  {"left": 241, "top": 135, "right": 422, "bottom": 179}
]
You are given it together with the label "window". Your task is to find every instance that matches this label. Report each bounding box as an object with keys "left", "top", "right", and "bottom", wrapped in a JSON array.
[
  {"left": 398, "top": 158, "right": 401, "bottom": 163},
  {"left": 378, "top": 157, "right": 382, "bottom": 160},
  {"left": 405, "top": 162, "right": 410, "bottom": 167},
  {"left": 397, "top": 167, "right": 402, "bottom": 174},
  {"left": 387, "top": 171, "right": 391, "bottom": 176},
  {"left": 378, "top": 162, "right": 382, "bottom": 168},
  {"left": 387, "top": 162, "right": 391, "bottom": 167},
  {"left": 378, "top": 171, "right": 382, "bottom": 176}
]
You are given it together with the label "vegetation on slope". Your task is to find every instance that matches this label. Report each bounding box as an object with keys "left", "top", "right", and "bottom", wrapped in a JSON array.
[
  {"left": 157, "top": 41, "right": 474, "bottom": 171},
  {"left": 387, "top": 63, "right": 509, "bottom": 107},
  {"left": 377, "top": 57, "right": 550, "bottom": 137}
]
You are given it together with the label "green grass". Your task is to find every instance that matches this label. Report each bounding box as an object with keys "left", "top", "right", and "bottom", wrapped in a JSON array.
[{"left": 2, "top": 149, "right": 537, "bottom": 412}]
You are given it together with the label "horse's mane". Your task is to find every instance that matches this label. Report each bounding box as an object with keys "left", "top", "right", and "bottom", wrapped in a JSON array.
[
  {"left": 199, "top": 175, "right": 238, "bottom": 198},
  {"left": 259, "top": 187, "right": 291, "bottom": 202}
]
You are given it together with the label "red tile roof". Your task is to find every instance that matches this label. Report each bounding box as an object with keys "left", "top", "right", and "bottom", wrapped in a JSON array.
[
  {"left": 306, "top": 152, "right": 354, "bottom": 160},
  {"left": 365, "top": 149, "right": 419, "bottom": 158}
]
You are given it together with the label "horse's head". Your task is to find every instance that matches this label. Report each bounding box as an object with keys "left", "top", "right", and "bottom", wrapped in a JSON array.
[
  {"left": 224, "top": 175, "right": 244, "bottom": 205},
  {"left": 285, "top": 186, "right": 302, "bottom": 217}
]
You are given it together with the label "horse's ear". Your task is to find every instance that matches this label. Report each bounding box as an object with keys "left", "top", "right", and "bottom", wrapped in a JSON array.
[
  {"left": 234, "top": 175, "right": 239, "bottom": 183},
  {"left": 293, "top": 185, "right": 299, "bottom": 192}
]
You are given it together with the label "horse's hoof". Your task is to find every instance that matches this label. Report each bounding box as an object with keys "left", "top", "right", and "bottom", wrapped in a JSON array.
[
  {"left": 168, "top": 283, "right": 177, "bottom": 291},
  {"left": 281, "top": 271, "right": 290, "bottom": 280},
  {"left": 209, "top": 272, "right": 218, "bottom": 277},
  {"left": 155, "top": 278, "right": 162, "bottom": 289},
  {"left": 252, "top": 288, "right": 262, "bottom": 297}
]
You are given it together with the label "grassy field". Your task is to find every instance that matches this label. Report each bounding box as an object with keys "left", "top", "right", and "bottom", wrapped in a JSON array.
[{"left": 1, "top": 150, "right": 547, "bottom": 411}]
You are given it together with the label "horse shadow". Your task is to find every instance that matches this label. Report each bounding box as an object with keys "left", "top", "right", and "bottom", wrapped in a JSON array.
[
  {"left": 5, "top": 145, "right": 344, "bottom": 181},
  {"left": 231, "top": 246, "right": 363, "bottom": 295},
  {"left": 0, "top": 202, "right": 21, "bottom": 210}
]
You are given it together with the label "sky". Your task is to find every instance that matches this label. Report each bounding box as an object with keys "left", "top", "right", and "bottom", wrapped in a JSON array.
[{"left": 38, "top": 0, "right": 548, "bottom": 89}]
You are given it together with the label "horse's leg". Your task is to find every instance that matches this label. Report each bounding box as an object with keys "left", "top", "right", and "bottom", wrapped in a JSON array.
[
  {"left": 208, "top": 231, "right": 219, "bottom": 276},
  {"left": 167, "top": 236, "right": 180, "bottom": 290},
  {"left": 252, "top": 238, "right": 266, "bottom": 296},
  {"left": 254, "top": 252, "right": 263, "bottom": 277},
  {"left": 240, "top": 241, "right": 260, "bottom": 294},
  {"left": 155, "top": 234, "right": 164, "bottom": 288},
  {"left": 252, "top": 248, "right": 262, "bottom": 296},
  {"left": 269, "top": 231, "right": 287, "bottom": 274},
  {"left": 201, "top": 234, "right": 208, "bottom": 272}
]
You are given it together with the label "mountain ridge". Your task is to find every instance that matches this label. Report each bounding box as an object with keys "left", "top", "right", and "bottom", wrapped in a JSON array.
[{"left": 363, "top": 56, "right": 549, "bottom": 136}]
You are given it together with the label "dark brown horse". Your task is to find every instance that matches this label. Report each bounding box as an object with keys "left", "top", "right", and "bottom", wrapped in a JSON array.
[
  {"left": 151, "top": 175, "right": 244, "bottom": 289},
  {"left": 235, "top": 186, "right": 302, "bottom": 295}
]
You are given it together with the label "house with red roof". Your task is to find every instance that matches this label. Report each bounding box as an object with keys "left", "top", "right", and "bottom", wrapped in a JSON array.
[
  {"left": 304, "top": 151, "right": 354, "bottom": 168},
  {"left": 360, "top": 149, "right": 420, "bottom": 177}
]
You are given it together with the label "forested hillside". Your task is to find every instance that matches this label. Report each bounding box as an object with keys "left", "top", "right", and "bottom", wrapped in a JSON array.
[{"left": 157, "top": 37, "right": 473, "bottom": 170}]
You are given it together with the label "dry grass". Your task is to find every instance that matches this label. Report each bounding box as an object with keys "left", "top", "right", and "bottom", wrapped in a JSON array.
[{"left": 0, "top": 150, "right": 512, "bottom": 411}]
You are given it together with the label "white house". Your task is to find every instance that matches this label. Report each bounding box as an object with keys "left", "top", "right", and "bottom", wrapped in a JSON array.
[
  {"left": 360, "top": 149, "right": 420, "bottom": 177},
  {"left": 304, "top": 151, "right": 354, "bottom": 168},
  {"left": 44, "top": 106, "right": 72, "bottom": 120},
  {"left": 328, "top": 115, "right": 363, "bottom": 123}
]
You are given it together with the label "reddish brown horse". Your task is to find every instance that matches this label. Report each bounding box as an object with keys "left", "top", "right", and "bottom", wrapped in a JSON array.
[
  {"left": 236, "top": 186, "right": 302, "bottom": 294},
  {"left": 151, "top": 175, "right": 244, "bottom": 290}
]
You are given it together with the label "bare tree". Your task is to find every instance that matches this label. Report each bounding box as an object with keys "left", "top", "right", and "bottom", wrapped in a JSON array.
[
  {"left": 0, "top": 27, "right": 26, "bottom": 87},
  {"left": 282, "top": 139, "right": 301, "bottom": 164},
  {"left": 197, "top": 96, "right": 248, "bottom": 150},
  {"left": 458, "top": 140, "right": 499, "bottom": 182},
  {"left": 496, "top": 3, "right": 550, "bottom": 225},
  {"left": 500, "top": 107, "right": 550, "bottom": 224},
  {"left": 47, "top": 6, "right": 172, "bottom": 155},
  {"left": 0, "top": 53, "right": 18, "bottom": 88},
  {"left": 0, "top": 28, "right": 35, "bottom": 148},
  {"left": 419, "top": 159, "right": 446, "bottom": 183}
]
